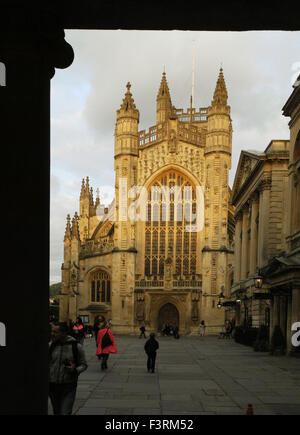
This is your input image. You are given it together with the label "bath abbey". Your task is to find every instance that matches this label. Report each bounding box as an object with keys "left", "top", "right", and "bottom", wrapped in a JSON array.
[{"left": 60, "top": 68, "right": 235, "bottom": 334}]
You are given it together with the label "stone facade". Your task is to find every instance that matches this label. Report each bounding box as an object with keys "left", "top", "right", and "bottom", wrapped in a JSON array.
[
  {"left": 229, "top": 73, "right": 300, "bottom": 354},
  {"left": 229, "top": 141, "right": 290, "bottom": 329},
  {"left": 60, "top": 69, "right": 234, "bottom": 335}
]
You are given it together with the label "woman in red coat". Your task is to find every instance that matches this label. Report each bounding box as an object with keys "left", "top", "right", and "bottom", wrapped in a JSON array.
[{"left": 96, "top": 321, "right": 118, "bottom": 370}]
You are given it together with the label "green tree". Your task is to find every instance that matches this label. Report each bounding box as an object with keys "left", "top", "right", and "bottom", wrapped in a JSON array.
[{"left": 49, "top": 282, "right": 61, "bottom": 302}]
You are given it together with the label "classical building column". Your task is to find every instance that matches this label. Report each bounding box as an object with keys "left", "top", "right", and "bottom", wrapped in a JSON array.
[
  {"left": 294, "top": 169, "right": 300, "bottom": 232},
  {"left": 249, "top": 193, "right": 259, "bottom": 275},
  {"left": 279, "top": 296, "right": 288, "bottom": 339},
  {"left": 257, "top": 175, "right": 271, "bottom": 268},
  {"left": 234, "top": 212, "right": 242, "bottom": 283},
  {"left": 0, "top": 9, "right": 74, "bottom": 415},
  {"left": 240, "top": 204, "right": 249, "bottom": 280},
  {"left": 270, "top": 295, "right": 280, "bottom": 342}
]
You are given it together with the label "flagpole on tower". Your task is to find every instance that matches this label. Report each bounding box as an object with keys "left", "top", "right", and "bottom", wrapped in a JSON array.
[
  {"left": 190, "top": 40, "right": 195, "bottom": 123},
  {"left": 192, "top": 40, "right": 195, "bottom": 108}
]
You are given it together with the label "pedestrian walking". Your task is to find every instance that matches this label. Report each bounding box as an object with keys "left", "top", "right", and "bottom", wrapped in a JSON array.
[
  {"left": 173, "top": 325, "right": 180, "bottom": 339},
  {"left": 225, "top": 320, "right": 233, "bottom": 338},
  {"left": 139, "top": 325, "right": 146, "bottom": 338},
  {"left": 93, "top": 315, "right": 106, "bottom": 345},
  {"left": 199, "top": 320, "right": 206, "bottom": 338},
  {"left": 72, "top": 317, "right": 85, "bottom": 345},
  {"left": 144, "top": 332, "right": 159, "bottom": 373},
  {"left": 49, "top": 322, "right": 88, "bottom": 415},
  {"left": 96, "top": 321, "right": 118, "bottom": 370}
]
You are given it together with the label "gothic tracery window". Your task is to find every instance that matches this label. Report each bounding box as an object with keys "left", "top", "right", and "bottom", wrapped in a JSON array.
[
  {"left": 90, "top": 270, "right": 111, "bottom": 303},
  {"left": 144, "top": 170, "right": 197, "bottom": 277}
]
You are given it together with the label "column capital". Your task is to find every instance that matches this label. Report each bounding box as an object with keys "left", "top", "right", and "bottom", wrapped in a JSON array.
[
  {"left": 249, "top": 190, "right": 260, "bottom": 204},
  {"left": 258, "top": 174, "right": 272, "bottom": 192}
]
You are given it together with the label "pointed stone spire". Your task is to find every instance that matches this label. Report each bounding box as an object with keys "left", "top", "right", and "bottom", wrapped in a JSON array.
[
  {"left": 95, "top": 188, "right": 100, "bottom": 208},
  {"left": 71, "top": 212, "right": 80, "bottom": 240},
  {"left": 212, "top": 67, "right": 228, "bottom": 106},
  {"left": 85, "top": 176, "right": 89, "bottom": 194},
  {"left": 156, "top": 71, "right": 173, "bottom": 123},
  {"left": 117, "top": 82, "right": 139, "bottom": 122},
  {"left": 64, "top": 214, "right": 71, "bottom": 241},
  {"left": 157, "top": 72, "right": 172, "bottom": 102},
  {"left": 80, "top": 178, "right": 85, "bottom": 198},
  {"left": 89, "top": 187, "right": 94, "bottom": 206}
]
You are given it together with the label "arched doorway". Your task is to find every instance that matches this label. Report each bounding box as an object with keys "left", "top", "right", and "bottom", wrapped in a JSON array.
[{"left": 158, "top": 303, "right": 179, "bottom": 331}]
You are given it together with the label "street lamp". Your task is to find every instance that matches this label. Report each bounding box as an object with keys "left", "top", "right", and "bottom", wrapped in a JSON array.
[
  {"left": 236, "top": 294, "right": 241, "bottom": 303},
  {"left": 253, "top": 268, "right": 263, "bottom": 288},
  {"left": 217, "top": 300, "right": 222, "bottom": 309},
  {"left": 254, "top": 274, "right": 263, "bottom": 289}
]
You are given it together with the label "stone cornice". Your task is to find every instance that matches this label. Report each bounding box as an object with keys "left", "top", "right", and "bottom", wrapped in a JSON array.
[
  {"left": 282, "top": 80, "right": 300, "bottom": 118},
  {"left": 202, "top": 246, "right": 233, "bottom": 254}
]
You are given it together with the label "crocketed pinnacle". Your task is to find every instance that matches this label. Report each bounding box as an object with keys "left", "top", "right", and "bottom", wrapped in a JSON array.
[
  {"left": 64, "top": 214, "right": 71, "bottom": 241},
  {"left": 157, "top": 72, "right": 172, "bottom": 106},
  {"left": 95, "top": 188, "right": 100, "bottom": 208},
  {"left": 120, "top": 82, "right": 137, "bottom": 112},
  {"left": 117, "top": 82, "right": 139, "bottom": 122},
  {"left": 212, "top": 67, "right": 228, "bottom": 106},
  {"left": 80, "top": 178, "right": 85, "bottom": 198},
  {"left": 71, "top": 211, "right": 80, "bottom": 240},
  {"left": 89, "top": 187, "right": 94, "bottom": 206}
]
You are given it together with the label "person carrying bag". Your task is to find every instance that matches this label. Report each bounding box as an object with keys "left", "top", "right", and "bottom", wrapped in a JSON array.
[{"left": 96, "top": 321, "right": 118, "bottom": 370}]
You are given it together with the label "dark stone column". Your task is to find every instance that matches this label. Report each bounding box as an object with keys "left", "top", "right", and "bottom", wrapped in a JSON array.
[{"left": 0, "top": 8, "right": 73, "bottom": 414}]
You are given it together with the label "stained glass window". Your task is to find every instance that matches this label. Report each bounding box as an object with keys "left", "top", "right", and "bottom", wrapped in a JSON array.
[
  {"left": 90, "top": 270, "right": 111, "bottom": 303},
  {"left": 144, "top": 170, "right": 198, "bottom": 276}
]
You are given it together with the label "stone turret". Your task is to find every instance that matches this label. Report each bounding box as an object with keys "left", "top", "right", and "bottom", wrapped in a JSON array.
[
  {"left": 115, "top": 82, "right": 139, "bottom": 158},
  {"left": 156, "top": 72, "right": 174, "bottom": 124},
  {"left": 206, "top": 67, "right": 232, "bottom": 156},
  {"left": 203, "top": 67, "right": 233, "bottom": 298}
]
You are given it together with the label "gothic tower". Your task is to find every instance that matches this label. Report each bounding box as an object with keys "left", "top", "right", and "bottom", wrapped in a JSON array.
[
  {"left": 113, "top": 82, "right": 140, "bottom": 331},
  {"left": 202, "top": 67, "right": 232, "bottom": 322}
]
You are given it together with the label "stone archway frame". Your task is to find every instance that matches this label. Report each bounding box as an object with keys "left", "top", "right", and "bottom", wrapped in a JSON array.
[
  {"left": 83, "top": 264, "right": 112, "bottom": 281},
  {"left": 81, "top": 264, "right": 112, "bottom": 306},
  {"left": 143, "top": 163, "right": 201, "bottom": 192},
  {"left": 149, "top": 293, "right": 188, "bottom": 334}
]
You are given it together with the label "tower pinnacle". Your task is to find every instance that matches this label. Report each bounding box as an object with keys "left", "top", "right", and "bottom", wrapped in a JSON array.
[
  {"left": 212, "top": 67, "right": 228, "bottom": 106},
  {"left": 156, "top": 71, "right": 173, "bottom": 123},
  {"left": 64, "top": 214, "right": 71, "bottom": 241},
  {"left": 117, "top": 82, "right": 139, "bottom": 121}
]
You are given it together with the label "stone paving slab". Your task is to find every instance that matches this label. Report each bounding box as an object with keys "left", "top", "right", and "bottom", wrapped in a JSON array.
[{"left": 48, "top": 335, "right": 300, "bottom": 416}]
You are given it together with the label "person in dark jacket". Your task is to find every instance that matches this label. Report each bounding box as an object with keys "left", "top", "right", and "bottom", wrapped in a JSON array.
[
  {"left": 49, "top": 322, "right": 88, "bottom": 415},
  {"left": 139, "top": 325, "right": 146, "bottom": 338},
  {"left": 72, "top": 317, "right": 85, "bottom": 344},
  {"left": 144, "top": 332, "right": 159, "bottom": 373},
  {"left": 173, "top": 325, "right": 179, "bottom": 339}
]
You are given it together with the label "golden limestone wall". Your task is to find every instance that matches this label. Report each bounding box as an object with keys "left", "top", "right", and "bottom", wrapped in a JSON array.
[{"left": 60, "top": 69, "right": 234, "bottom": 335}]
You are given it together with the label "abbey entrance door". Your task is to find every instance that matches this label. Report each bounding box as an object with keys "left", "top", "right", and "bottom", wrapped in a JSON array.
[{"left": 158, "top": 303, "right": 179, "bottom": 331}]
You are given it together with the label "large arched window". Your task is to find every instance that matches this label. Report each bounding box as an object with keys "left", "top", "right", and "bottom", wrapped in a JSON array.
[
  {"left": 90, "top": 270, "right": 111, "bottom": 303},
  {"left": 145, "top": 169, "right": 197, "bottom": 277}
]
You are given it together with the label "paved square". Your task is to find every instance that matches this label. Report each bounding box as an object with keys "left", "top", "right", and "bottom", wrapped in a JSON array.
[{"left": 48, "top": 335, "right": 300, "bottom": 415}]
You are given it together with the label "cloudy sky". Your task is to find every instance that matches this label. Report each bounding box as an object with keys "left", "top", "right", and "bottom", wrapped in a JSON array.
[{"left": 50, "top": 30, "right": 300, "bottom": 284}]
